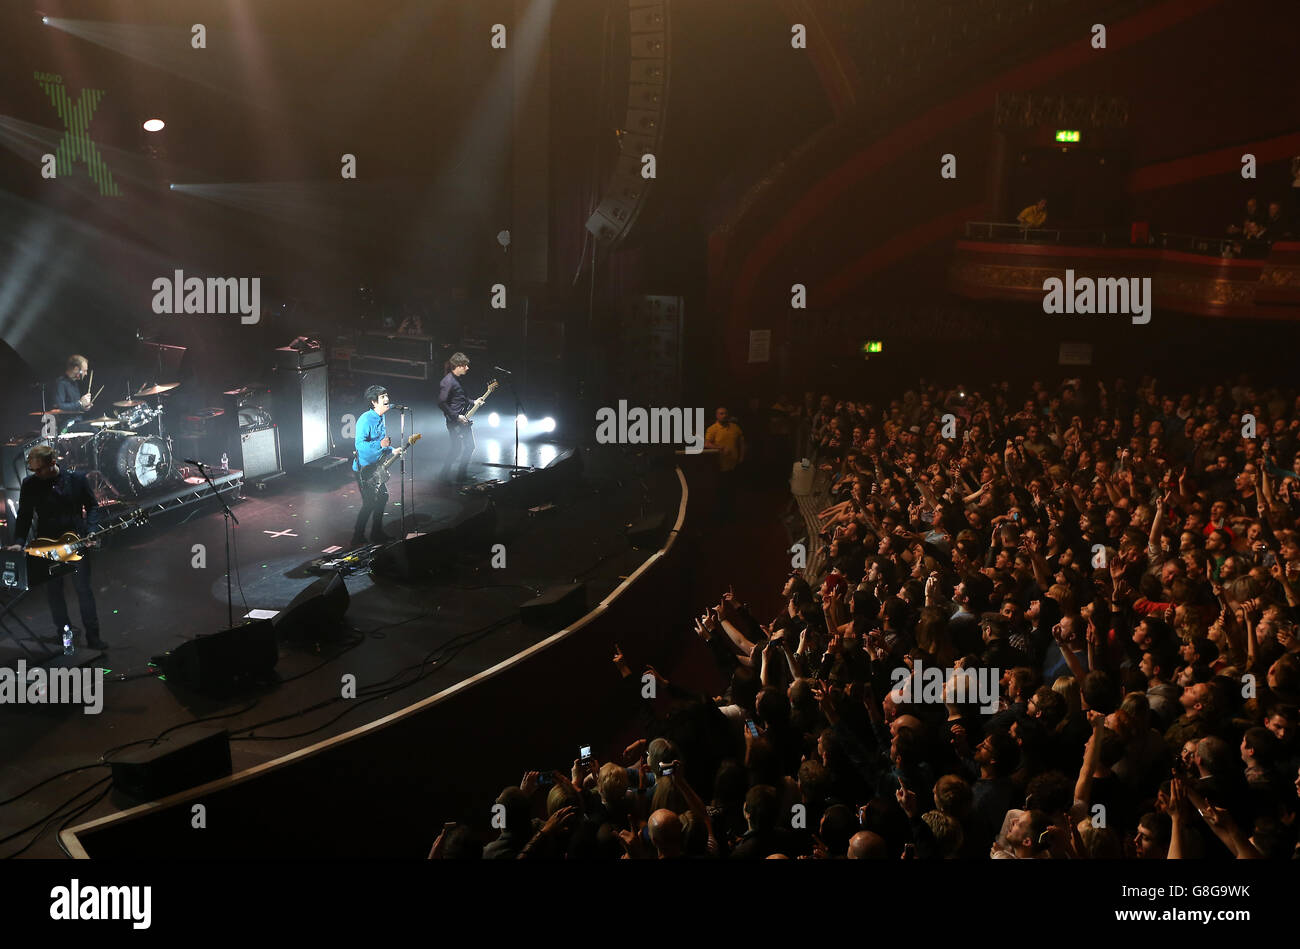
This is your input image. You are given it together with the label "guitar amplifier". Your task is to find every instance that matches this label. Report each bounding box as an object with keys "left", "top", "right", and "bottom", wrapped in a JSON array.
[
  {"left": 358, "top": 333, "right": 434, "bottom": 362},
  {"left": 273, "top": 346, "right": 326, "bottom": 370},
  {"left": 237, "top": 426, "right": 281, "bottom": 480},
  {"left": 348, "top": 354, "right": 430, "bottom": 380},
  {"left": 0, "top": 549, "right": 28, "bottom": 594}
]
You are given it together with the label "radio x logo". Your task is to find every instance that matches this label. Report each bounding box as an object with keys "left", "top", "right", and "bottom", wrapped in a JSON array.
[{"left": 35, "top": 71, "right": 122, "bottom": 197}]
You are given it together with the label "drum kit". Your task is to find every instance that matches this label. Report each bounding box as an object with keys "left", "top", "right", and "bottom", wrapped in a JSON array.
[{"left": 31, "top": 382, "right": 180, "bottom": 499}]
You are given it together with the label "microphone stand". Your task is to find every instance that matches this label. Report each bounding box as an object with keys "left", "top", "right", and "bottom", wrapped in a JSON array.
[
  {"left": 407, "top": 406, "right": 418, "bottom": 536},
  {"left": 398, "top": 407, "right": 407, "bottom": 539},
  {"left": 480, "top": 373, "right": 531, "bottom": 474},
  {"left": 192, "top": 460, "right": 239, "bottom": 628},
  {"left": 511, "top": 379, "right": 525, "bottom": 474}
]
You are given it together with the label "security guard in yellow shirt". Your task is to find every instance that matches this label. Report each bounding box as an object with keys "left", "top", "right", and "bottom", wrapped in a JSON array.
[
  {"left": 1017, "top": 198, "right": 1048, "bottom": 229},
  {"left": 705, "top": 407, "right": 745, "bottom": 520}
]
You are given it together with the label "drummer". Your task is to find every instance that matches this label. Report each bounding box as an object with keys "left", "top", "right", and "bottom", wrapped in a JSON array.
[{"left": 53, "top": 355, "right": 93, "bottom": 432}]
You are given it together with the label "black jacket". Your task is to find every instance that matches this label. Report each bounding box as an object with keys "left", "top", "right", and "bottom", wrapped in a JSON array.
[{"left": 13, "top": 469, "right": 99, "bottom": 542}]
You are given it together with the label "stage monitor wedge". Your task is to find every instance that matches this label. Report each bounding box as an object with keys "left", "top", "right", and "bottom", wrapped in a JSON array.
[
  {"left": 109, "top": 726, "right": 232, "bottom": 802},
  {"left": 158, "top": 619, "right": 278, "bottom": 696}
]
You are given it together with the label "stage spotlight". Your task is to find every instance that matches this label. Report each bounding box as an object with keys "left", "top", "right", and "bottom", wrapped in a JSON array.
[
  {"left": 42, "top": 17, "right": 50, "bottom": 25},
  {"left": 516, "top": 414, "right": 528, "bottom": 427},
  {"left": 541, "top": 417, "right": 556, "bottom": 433},
  {"left": 143, "top": 118, "right": 166, "bottom": 132},
  {"left": 168, "top": 183, "right": 175, "bottom": 190},
  {"left": 488, "top": 412, "right": 499, "bottom": 427}
]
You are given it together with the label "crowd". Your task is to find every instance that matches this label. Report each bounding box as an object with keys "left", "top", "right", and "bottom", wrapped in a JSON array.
[
  {"left": 1220, "top": 195, "right": 1296, "bottom": 259},
  {"left": 431, "top": 375, "right": 1300, "bottom": 859}
]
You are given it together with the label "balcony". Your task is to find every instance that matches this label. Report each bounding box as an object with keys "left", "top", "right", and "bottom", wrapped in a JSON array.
[{"left": 950, "top": 226, "right": 1300, "bottom": 319}]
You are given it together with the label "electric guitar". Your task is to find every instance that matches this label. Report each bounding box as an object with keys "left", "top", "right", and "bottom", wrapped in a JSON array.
[
  {"left": 26, "top": 509, "right": 150, "bottom": 563},
  {"left": 461, "top": 380, "right": 499, "bottom": 424},
  {"left": 360, "top": 433, "right": 422, "bottom": 487}
]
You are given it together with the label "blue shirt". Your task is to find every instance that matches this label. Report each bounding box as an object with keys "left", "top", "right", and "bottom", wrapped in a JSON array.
[
  {"left": 353, "top": 409, "right": 390, "bottom": 471},
  {"left": 54, "top": 375, "right": 84, "bottom": 413},
  {"left": 1041, "top": 642, "right": 1079, "bottom": 682}
]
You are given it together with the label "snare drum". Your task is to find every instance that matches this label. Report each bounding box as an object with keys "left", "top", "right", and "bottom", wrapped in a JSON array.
[{"left": 101, "top": 433, "right": 172, "bottom": 495}]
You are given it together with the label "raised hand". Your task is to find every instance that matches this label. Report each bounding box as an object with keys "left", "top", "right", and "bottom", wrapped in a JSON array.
[
  {"left": 540, "top": 805, "right": 579, "bottom": 837},
  {"left": 895, "top": 785, "right": 920, "bottom": 819}
]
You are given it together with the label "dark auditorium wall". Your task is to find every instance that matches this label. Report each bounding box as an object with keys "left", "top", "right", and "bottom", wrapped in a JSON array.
[{"left": 704, "top": 0, "right": 1300, "bottom": 395}]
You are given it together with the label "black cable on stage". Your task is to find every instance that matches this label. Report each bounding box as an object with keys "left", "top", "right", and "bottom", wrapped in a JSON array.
[
  {"left": 96, "top": 698, "right": 262, "bottom": 763},
  {"left": 0, "top": 763, "right": 109, "bottom": 808},
  {"left": 447, "top": 581, "right": 542, "bottom": 595},
  {"left": 56, "top": 780, "right": 114, "bottom": 858},
  {"left": 0, "top": 775, "right": 112, "bottom": 858},
  {"left": 227, "top": 609, "right": 520, "bottom": 742}
]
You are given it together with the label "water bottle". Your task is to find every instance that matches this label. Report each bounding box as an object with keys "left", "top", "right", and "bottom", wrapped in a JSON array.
[
  {"left": 221, "top": 452, "right": 229, "bottom": 473},
  {"left": 62, "top": 624, "right": 74, "bottom": 656}
]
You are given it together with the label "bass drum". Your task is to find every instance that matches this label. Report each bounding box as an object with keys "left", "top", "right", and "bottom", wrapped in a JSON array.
[{"left": 103, "top": 434, "right": 172, "bottom": 496}]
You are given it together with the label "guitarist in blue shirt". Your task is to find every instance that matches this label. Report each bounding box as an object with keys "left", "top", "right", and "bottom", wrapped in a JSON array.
[{"left": 351, "top": 385, "right": 395, "bottom": 546}]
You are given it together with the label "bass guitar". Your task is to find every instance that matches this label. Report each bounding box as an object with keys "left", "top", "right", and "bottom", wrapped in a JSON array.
[
  {"left": 360, "top": 433, "right": 422, "bottom": 487},
  {"left": 26, "top": 508, "right": 150, "bottom": 563},
  {"left": 461, "top": 380, "right": 499, "bottom": 423}
]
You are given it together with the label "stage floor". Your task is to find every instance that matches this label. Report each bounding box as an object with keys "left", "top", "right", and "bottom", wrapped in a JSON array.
[{"left": 0, "top": 442, "right": 681, "bottom": 857}]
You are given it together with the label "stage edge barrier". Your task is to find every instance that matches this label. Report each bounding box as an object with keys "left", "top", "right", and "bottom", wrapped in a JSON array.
[{"left": 61, "top": 465, "right": 697, "bottom": 858}]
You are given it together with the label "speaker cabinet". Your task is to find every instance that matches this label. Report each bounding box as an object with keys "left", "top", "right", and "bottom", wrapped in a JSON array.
[
  {"left": 160, "top": 619, "right": 278, "bottom": 695},
  {"left": 372, "top": 501, "right": 497, "bottom": 580},
  {"left": 586, "top": 1, "right": 668, "bottom": 246},
  {"left": 110, "top": 726, "right": 232, "bottom": 801},
  {"left": 627, "top": 512, "right": 670, "bottom": 549},
  {"left": 237, "top": 426, "right": 281, "bottom": 480},
  {"left": 519, "top": 582, "right": 588, "bottom": 629},
  {"left": 274, "top": 572, "right": 350, "bottom": 640},
  {"left": 272, "top": 364, "right": 330, "bottom": 467}
]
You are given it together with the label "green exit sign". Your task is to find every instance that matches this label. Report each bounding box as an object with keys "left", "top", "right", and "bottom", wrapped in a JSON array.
[
  {"left": 1055, "top": 129, "right": 1081, "bottom": 143},
  {"left": 861, "top": 340, "right": 883, "bottom": 354}
]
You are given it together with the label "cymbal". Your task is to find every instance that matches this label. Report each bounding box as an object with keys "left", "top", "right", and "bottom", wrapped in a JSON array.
[
  {"left": 29, "top": 408, "right": 73, "bottom": 416},
  {"left": 102, "top": 429, "right": 136, "bottom": 436},
  {"left": 113, "top": 399, "right": 145, "bottom": 408},
  {"left": 134, "top": 383, "right": 179, "bottom": 397},
  {"left": 87, "top": 416, "right": 120, "bottom": 427},
  {"left": 57, "top": 432, "right": 95, "bottom": 440}
]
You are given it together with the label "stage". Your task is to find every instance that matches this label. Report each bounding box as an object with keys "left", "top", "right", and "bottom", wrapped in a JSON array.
[{"left": 0, "top": 441, "right": 683, "bottom": 857}]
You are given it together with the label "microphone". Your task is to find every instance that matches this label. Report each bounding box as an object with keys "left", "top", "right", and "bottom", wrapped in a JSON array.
[
  {"left": 493, "top": 366, "right": 513, "bottom": 376},
  {"left": 389, "top": 404, "right": 410, "bottom": 410},
  {"left": 184, "top": 458, "right": 207, "bottom": 468}
]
